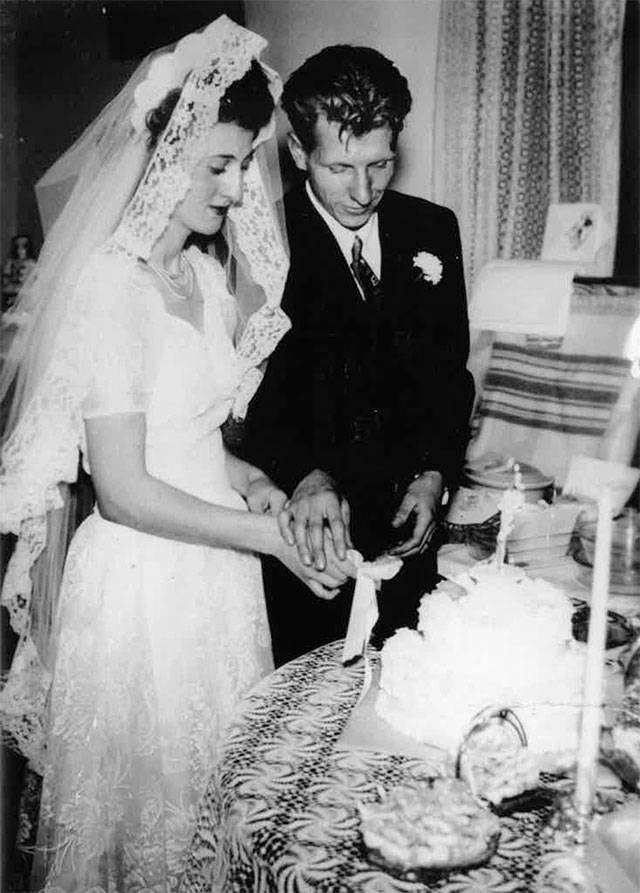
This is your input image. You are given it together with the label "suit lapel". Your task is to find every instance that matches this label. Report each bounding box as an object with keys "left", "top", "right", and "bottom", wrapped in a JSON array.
[
  {"left": 378, "top": 195, "right": 440, "bottom": 321},
  {"left": 378, "top": 198, "right": 413, "bottom": 318}
]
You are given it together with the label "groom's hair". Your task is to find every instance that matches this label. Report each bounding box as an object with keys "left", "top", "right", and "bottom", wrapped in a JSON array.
[{"left": 282, "top": 45, "right": 412, "bottom": 152}]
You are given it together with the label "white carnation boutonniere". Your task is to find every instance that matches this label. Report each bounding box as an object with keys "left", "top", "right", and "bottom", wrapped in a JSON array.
[{"left": 413, "top": 251, "right": 443, "bottom": 285}]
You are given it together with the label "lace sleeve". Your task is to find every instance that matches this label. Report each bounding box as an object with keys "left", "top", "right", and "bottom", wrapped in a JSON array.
[
  {"left": 79, "top": 250, "right": 160, "bottom": 419},
  {"left": 0, "top": 248, "right": 160, "bottom": 768}
]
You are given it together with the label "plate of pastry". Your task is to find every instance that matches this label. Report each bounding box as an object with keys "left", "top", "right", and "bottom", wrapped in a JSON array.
[{"left": 358, "top": 778, "right": 500, "bottom": 881}]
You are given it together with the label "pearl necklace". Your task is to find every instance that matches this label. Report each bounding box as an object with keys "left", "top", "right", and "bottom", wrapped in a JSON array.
[{"left": 147, "top": 253, "right": 195, "bottom": 301}]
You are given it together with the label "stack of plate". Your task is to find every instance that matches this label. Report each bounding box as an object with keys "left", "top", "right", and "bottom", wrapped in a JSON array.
[{"left": 504, "top": 500, "right": 583, "bottom": 569}]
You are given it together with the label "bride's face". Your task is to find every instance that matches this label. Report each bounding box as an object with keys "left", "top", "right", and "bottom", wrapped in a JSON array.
[{"left": 172, "top": 122, "right": 255, "bottom": 237}]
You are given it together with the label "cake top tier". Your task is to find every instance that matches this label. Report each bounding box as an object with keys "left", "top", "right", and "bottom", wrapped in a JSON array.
[{"left": 417, "top": 560, "right": 574, "bottom": 653}]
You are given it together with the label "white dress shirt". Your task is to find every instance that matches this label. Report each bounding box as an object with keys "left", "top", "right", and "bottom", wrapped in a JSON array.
[{"left": 305, "top": 181, "right": 381, "bottom": 299}]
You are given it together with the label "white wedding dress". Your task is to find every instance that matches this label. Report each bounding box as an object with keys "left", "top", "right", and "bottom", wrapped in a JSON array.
[{"left": 31, "top": 246, "right": 274, "bottom": 892}]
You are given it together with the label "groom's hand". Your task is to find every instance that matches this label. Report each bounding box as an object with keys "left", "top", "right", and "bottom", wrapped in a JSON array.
[
  {"left": 388, "top": 471, "right": 444, "bottom": 558},
  {"left": 275, "top": 529, "right": 356, "bottom": 600},
  {"left": 278, "top": 469, "right": 353, "bottom": 571}
]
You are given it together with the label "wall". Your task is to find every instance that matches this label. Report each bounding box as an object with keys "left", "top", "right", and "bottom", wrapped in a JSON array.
[
  {"left": 0, "top": 1, "right": 243, "bottom": 258},
  {"left": 1, "top": 3, "right": 137, "bottom": 256},
  {"left": 0, "top": 5, "right": 19, "bottom": 261},
  {"left": 245, "top": 0, "right": 441, "bottom": 199}
]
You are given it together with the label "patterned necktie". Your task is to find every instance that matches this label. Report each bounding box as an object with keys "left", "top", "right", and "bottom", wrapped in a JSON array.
[{"left": 351, "top": 235, "right": 383, "bottom": 308}]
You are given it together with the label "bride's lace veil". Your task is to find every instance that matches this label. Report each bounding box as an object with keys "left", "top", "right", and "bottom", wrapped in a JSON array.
[{"left": 0, "top": 14, "right": 289, "bottom": 769}]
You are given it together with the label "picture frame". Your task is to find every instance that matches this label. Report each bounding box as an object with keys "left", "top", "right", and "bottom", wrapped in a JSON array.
[{"left": 541, "top": 203, "right": 611, "bottom": 271}]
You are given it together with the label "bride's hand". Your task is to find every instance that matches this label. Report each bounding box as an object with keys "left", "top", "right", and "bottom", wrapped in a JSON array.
[
  {"left": 274, "top": 530, "right": 355, "bottom": 600},
  {"left": 245, "top": 475, "right": 288, "bottom": 516}
]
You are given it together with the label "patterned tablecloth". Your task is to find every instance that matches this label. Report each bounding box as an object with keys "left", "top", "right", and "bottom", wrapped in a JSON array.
[{"left": 181, "top": 641, "right": 568, "bottom": 893}]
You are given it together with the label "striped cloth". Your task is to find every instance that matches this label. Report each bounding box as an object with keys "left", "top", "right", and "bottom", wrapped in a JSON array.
[
  {"left": 468, "top": 341, "right": 633, "bottom": 485},
  {"left": 478, "top": 342, "right": 629, "bottom": 436}
]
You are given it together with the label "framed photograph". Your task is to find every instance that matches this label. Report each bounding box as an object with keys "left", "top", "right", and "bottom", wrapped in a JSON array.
[{"left": 541, "top": 202, "right": 611, "bottom": 266}]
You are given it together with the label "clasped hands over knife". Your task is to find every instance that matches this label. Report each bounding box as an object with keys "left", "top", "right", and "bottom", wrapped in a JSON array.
[{"left": 260, "top": 468, "right": 444, "bottom": 599}]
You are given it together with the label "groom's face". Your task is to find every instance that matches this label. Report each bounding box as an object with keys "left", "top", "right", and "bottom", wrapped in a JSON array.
[{"left": 289, "top": 115, "right": 395, "bottom": 230}]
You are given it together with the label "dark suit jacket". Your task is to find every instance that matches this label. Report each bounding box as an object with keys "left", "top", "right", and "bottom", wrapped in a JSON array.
[{"left": 242, "top": 185, "right": 474, "bottom": 663}]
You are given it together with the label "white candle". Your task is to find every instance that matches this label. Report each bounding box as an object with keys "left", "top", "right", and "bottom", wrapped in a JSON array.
[{"left": 574, "top": 487, "right": 613, "bottom": 822}]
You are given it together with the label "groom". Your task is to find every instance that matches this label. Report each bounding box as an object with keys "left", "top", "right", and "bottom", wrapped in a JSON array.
[{"left": 242, "top": 45, "right": 474, "bottom": 666}]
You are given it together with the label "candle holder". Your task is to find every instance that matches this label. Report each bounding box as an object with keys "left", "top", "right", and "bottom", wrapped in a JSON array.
[
  {"left": 536, "top": 788, "right": 603, "bottom": 892},
  {"left": 573, "top": 489, "right": 613, "bottom": 821},
  {"left": 535, "top": 849, "right": 599, "bottom": 893},
  {"left": 544, "top": 787, "right": 588, "bottom": 849},
  {"left": 536, "top": 487, "right": 614, "bottom": 893}
]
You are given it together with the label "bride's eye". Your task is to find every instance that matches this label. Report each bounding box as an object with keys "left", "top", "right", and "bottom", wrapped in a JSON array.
[{"left": 209, "top": 165, "right": 226, "bottom": 176}]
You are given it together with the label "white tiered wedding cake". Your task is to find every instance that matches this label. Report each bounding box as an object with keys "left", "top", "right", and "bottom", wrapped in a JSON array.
[{"left": 375, "top": 561, "right": 586, "bottom": 757}]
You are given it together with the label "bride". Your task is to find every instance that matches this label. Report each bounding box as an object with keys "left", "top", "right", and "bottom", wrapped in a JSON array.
[{"left": 0, "top": 15, "right": 352, "bottom": 891}]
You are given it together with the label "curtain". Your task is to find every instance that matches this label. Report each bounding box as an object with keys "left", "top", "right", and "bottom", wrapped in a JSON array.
[{"left": 432, "top": 0, "right": 626, "bottom": 291}]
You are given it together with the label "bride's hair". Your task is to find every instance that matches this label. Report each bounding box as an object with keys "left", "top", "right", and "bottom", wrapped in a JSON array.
[
  {"left": 146, "top": 88, "right": 181, "bottom": 149},
  {"left": 219, "top": 60, "right": 274, "bottom": 133},
  {"left": 147, "top": 60, "right": 274, "bottom": 150}
]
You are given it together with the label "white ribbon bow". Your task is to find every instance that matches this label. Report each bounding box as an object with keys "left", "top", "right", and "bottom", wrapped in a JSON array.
[
  {"left": 342, "top": 550, "right": 402, "bottom": 706},
  {"left": 342, "top": 550, "right": 402, "bottom": 663}
]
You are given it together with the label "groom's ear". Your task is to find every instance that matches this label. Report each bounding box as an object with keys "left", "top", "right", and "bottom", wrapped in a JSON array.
[{"left": 287, "top": 132, "right": 309, "bottom": 173}]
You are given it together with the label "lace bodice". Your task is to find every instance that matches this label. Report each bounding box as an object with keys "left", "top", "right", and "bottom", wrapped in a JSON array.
[
  {"left": 79, "top": 248, "right": 241, "bottom": 496},
  {"left": 86, "top": 246, "right": 240, "bottom": 401}
]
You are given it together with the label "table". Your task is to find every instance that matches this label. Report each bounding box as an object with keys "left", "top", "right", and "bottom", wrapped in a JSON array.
[{"left": 181, "top": 642, "right": 564, "bottom": 893}]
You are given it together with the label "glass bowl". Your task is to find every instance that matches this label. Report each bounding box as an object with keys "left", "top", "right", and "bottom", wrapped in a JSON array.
[{"left": 577, "top": 508, "right": 640, "bottom": 591}]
